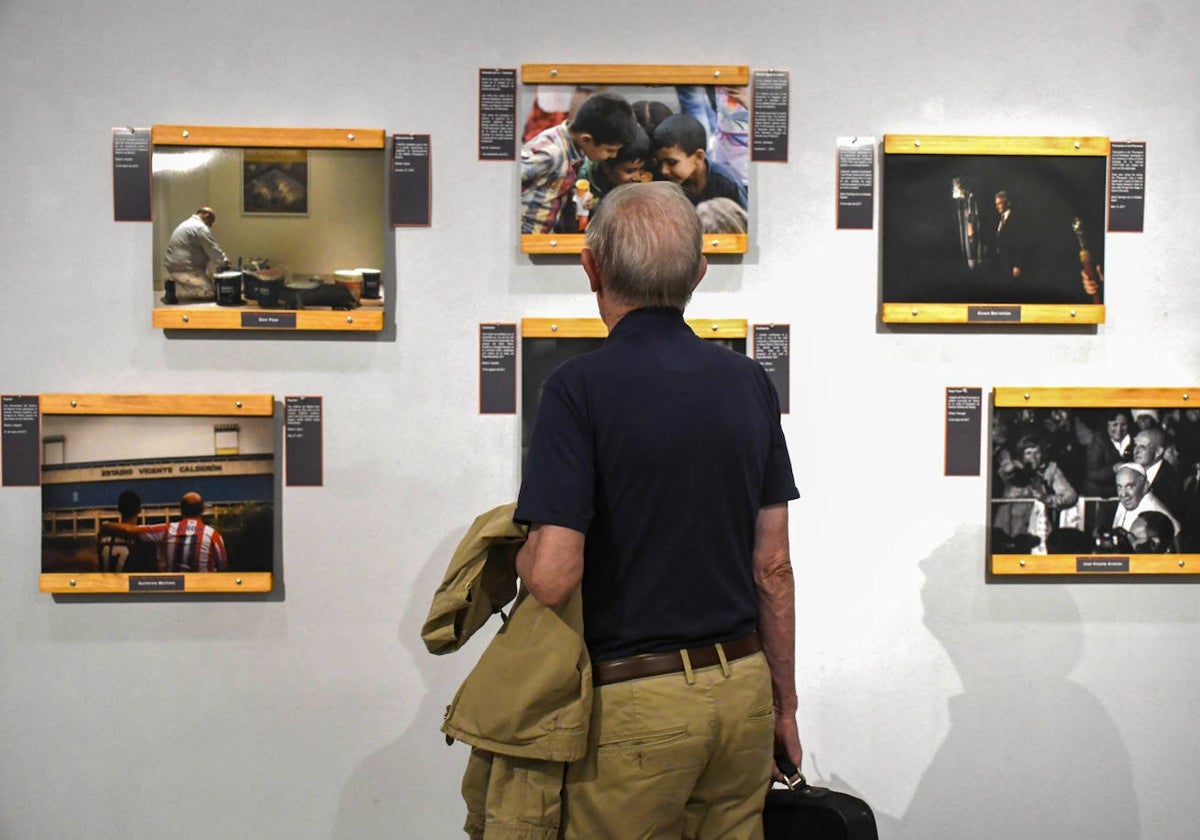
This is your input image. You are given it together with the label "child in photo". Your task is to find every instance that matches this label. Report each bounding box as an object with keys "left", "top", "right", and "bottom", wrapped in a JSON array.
[
  {"left": 652, "top": 113, "right": 748, "bottom": 211},
  {"left": 578, "top": 125, "right": 651, "bottom": 206},
  {"left": 520, "top": 92, "right": 639, "bottom": 234}
]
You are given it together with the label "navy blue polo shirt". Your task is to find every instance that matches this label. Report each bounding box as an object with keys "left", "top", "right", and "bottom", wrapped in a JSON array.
[{"left": 515, "top": 307, "right": 798, "bottom": 661}]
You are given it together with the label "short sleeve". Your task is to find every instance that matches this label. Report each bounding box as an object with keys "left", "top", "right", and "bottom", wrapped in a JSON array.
[
  {"left": 514, "top": 372, "right": 595, "bottom": 532},
  {"left": 759, "top": 373, "right": 799, "bottom": 505}
]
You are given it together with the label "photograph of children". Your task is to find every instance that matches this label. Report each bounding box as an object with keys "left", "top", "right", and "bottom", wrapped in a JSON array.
[
  {"left": 41, "top": 414, "right": 275, "bottom": 576},
  {"left": 519, "top": 84, "right": 750, "bottom": 236},
  {"left": 882, "top": 150, "right": 1107, "bottom": 306},
  {"left": 989, "top": 405, "right": 1200, "bottom": 558}
]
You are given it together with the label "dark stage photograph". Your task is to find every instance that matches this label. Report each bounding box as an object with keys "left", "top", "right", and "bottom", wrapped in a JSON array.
[{"left": 883, "top": 141, "right": 1108, "bottom": 309}]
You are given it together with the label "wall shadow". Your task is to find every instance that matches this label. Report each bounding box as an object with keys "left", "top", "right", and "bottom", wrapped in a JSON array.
[
  {"left": 330, "top": 526, "right": 488, "bottom": 839},
  {"left": 879, "top": 527, "right": 1141, "bottom": 839}
]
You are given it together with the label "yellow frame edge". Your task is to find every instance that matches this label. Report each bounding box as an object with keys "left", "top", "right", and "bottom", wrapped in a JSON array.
[
  {"left": 883, "top": 135, "right": 1110, "bottom": 156},
  {"left": 152, "top": 125, "right": 386, "bottom": 149},
  {"left": 990, "top": 556, "right": 1196, "bottom": 575},
  {"left": 994, "top": 387, "right": 1200, "bottom": 408},
  {"left": 40, "top": 572, "right": 274, "bottom": 594},
  {"left": 522, "top": 233, "right": 747, "bottom": 255},
  {"left": 521, "top": 317, "right": 747, "bottom": 340},
  {"left": 521, "top": 64, "right": 750, "bottom": 86},
  {"left": 152, "top": 308, "right": 384, "bottom": 332},
  {"left": 881, "top": 304, "right": 1105, "bottom": 324},
  {"left": 40, "top": 394, "right": 275, "bottom": 416}
]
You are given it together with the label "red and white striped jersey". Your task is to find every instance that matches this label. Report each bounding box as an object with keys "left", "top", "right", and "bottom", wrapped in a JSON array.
[{"left": 140, "top": 517, "right": 227, "bottom": 572}]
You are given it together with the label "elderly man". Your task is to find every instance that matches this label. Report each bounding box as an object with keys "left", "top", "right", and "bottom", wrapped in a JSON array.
[
  {"left": 1111, "top": 463, "right": 1180, "bottom": 536},
  {"left": 514, "top": 181, "right": 801, "bottom": 838},
  {"left": 163, "top": 206, "right": 229, "bottom": 300},
  {"left": 1132, "top": 427, "right": 1186, "bottom": 521},
  {"left": 101, "top": 492, "right": 227, "bottom": 572}
]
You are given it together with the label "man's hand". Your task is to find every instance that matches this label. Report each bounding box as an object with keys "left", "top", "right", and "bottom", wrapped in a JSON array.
[{"left": 771, "top": 712, "right": 803, "bottom": 782}]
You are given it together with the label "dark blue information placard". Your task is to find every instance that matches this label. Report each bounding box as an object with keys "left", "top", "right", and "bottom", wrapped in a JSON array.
[
  {"left": 2, "top": 395, "right": 40, "bottom": 486},
  {"left": 753, "top": 325, "right": 790, "bottom": 414},
  {"left": 285, "top": 397, "right": 323, "bottom": 487},
  {"left": 944, "top": 387, "right": 982, "bottom": 476},
  {"left": 112, "top": 127, "right": 152, "bottom": 222},
  {"left": 480, "top": 324, "right": 517, "bottom": 415},
  {"left": 478, "top": 68, "right": 517, "bottom": 161},
  {"left": 751, "top": 70, "right": 789, "bottom": 163},
  {"left": 392, "top": 134, "right": 432, "bottom": 227},
  {"left": 1109, "top": 141, "right": 1146, "bottom": 233}
]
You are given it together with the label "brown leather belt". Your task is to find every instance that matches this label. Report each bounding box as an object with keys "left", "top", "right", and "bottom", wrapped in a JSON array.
[{"left": 592, "top": 631, "right": 761, "bottom": 687}]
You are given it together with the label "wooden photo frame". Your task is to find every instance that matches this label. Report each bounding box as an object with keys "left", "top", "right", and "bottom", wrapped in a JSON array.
[
  {"left": 990, "top": 388, "right": 1200, "bottom": 577},
  {"left": 39, "top": 394, "right": 275, "bottom": 594},
  {"left": 882, "top": 136, "right": 1109, "bottom": 325},
  {"left": 519, "top": 65, "right": 751, "bottom": 256},
  {"left": 151, "top": 126, "right": 386, "bottom": 332}
]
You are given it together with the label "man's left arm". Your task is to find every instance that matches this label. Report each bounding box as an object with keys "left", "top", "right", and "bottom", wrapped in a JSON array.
[{"left": 514, "top": 523, "right": 584, "bottom": 609}]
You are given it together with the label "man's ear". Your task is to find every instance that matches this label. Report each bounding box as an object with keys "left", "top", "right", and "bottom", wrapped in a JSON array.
[
  {"left": 582, "top": 247, "right": 603, "bottom": 294},
  {"left": 692, "top": 255, "right": 708, "bottom": 291}
]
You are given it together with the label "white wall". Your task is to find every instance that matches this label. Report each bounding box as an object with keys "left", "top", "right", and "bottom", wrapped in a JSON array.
[{"left": 2, "top": 1, "right": 1198, "bottom": 838}]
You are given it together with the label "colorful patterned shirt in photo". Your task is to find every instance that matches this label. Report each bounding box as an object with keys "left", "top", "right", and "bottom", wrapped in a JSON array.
[
  {"left": 520, "top": 121, "right": 583, "bottom": 234},
  {"left": 139, "top": 517, "right": 227, "bottom": 572}
]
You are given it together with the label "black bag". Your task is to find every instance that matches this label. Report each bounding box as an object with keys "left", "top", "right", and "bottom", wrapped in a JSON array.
[{"left": 763, "top": 762, "right": 878, "bottom": 840}]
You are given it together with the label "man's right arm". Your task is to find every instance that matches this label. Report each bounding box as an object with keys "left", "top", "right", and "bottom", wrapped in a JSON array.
[{"left": 753, "top": 502, "right": 802, "bottom": 775}]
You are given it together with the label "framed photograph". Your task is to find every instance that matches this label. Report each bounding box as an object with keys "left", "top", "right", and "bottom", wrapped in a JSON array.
[
  {"left": 520, "top": 318, "right": 747, "bottom": 466},
  {"left": 990, "top": 388, "right": 1200, "bottom": 577},
  {"left": 243, "top": 148, "right": 309, "bottom": 215},
  {"left": 519, "top": 64, "right": 751, "bottom": 256},
  {"left": 39, "top": 394, "right": 276, "bottom": 594},
  {"left": 882, "top": 136, "right": 1109, "bottom": 325},
  {"left": 151, "top": 125, "right": 386, "bottom": 332}
]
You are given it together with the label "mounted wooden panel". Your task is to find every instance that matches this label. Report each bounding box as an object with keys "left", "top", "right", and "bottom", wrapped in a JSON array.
[
  {"left": 521, "top": 233, "right": 747, "bottom": 256},
  {"left": 522, "top": 64, "right": 750, "bottom": 86},
  {"left": 38, "top": 394, "right": 277, "bottom": 595},
  {"left": 881, "top": 134, "right": 1110, "bottom": 326},
  {"left": 989, "top": 387, "right": 1199, "bottom": 578},
  {"left": 151, "top": 125, "right": 388, "bottom": 333},
  {"left": 152, "top": 125, "right": 386, "bottom": 149},
  {"left": 519, "top": 65, "right": 751, "bottom": 256},
  {"left": 520, "top": 317, "right": 746, "bottom": 339}
]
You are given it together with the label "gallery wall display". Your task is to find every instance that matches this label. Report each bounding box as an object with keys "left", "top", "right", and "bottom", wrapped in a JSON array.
[
  {"left": 38, "top": 394, "right": 276, "bottom": 595},
  {"left": 520, "top": 318, "right": 747, "bottom": 464},
  {"left": 150, "top": 126, "right": 387, "bottom": 332},
  {"left": 882, "top": 135, "right": 1110, "bottom": 325},
  {"left": 519, "top": 64, "right": 751, "bottom": 256},
  {"left": 990, "top": 387, "right": 1200, "bottom": 577}
]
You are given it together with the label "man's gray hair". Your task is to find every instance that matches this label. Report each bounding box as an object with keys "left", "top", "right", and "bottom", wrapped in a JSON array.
[{"left": 584, "top": 182, "right": 703, "bottom": 310}]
